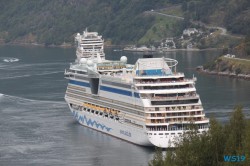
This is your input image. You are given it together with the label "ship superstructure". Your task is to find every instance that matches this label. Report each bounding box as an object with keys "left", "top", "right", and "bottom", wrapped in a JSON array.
[
  {"left": 75, "top": 29, "right": 105, "bottom": 61},
  {"left": 64, "top": 30, "right": 209, "bottom": 148}
]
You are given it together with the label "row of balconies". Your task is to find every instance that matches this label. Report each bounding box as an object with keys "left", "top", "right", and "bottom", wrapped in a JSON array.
[
  {"left": 145, "top": 117, "right": 206, "bottom": 124},
  {"left": 136, "top": 84, "right": 193, "bottom": 90},
  {"left": 134, "top": 72, "right": 184, "bottom": 79},
  {"left": 134, "top": 78, "right": 194, "bottom": 85},
  {"left": 144, "top": 105, "right": 203, "bottom": 113},
  {"left": 147, "top": 111, "right": 204, "bottom": 118},
  {"left": 143, "top": 94, "right": 199, "bottom": 101},
  {"left": 146, "top": 123, "right": 209, "bottom": 131}
]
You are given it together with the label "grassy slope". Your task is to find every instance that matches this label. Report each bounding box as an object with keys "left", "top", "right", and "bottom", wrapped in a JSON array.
[
  {"left": 204, "top": 56, "right": 250, "bottom": 74},
  {"left": 138, "top": 16, "right": 183, "bottom": 45},
  {"left": 220, "top": 57, "right": 250, "bottom": 73}
]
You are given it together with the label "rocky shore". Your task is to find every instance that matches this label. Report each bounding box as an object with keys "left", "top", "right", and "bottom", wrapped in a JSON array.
[{"left": 196, "top": 66, "right": 250, "bottom": 80}]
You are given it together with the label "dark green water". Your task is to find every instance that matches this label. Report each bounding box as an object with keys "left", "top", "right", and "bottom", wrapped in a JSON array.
[{"left": 0, "top": 45, "right": 249, "bottom": 165}]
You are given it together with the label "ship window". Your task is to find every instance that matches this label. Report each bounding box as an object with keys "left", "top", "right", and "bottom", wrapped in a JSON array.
[
  {"left": 159, "top": 133, "right": 163, "bottom": 135},
  {"left": 165, "top": 133, "right": 169, "bottom": 135},
  {"left": 171, "top": 133, "right": 175, "bottom": 135},
  {"left": 154, "top": 133, "right": 157, "bottom": 135}
]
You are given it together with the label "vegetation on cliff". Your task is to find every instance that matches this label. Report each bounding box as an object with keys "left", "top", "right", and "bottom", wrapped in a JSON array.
[
  {"left": 0, "top": 0, "right": 249, "bottom": 47},
  {"left": 201, "top": 35, "right": 250, "bottom": 75},
  {"left": 149, "top": 106, "right": 250, "bottom": 166},
  {"left": 182, "top": 0, "right": 250, "bottom": 35},
  {"left": 0, "top": 0, "right": 173, "bottom": 45},
  {"left": 203, "top": 56, "right": 250, "bottom": 75}
]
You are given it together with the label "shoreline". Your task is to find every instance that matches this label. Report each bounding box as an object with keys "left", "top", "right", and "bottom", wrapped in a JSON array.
[
  {"left": 0, "top": 42, "right": 74, "bottom": 48},
  {"left": 0, "top": 42, "right": 223, "bottom": 52},
  {"left": 123, "top": 48, "right": 221, "bottom": 52},
  {"left": 196, "top": 67, "right": 250, "bottom": 81}
]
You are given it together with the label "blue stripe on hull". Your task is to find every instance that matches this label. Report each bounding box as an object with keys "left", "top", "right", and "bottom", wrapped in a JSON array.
[
  {"left": 68, "top": 79, "right": 140, "bottom": 98},
  {"left": 100, "top": 85, "right": 132, "bottom": 96},
  {"left": 69, "top": 79, "right": 90, "bottom": 87}
]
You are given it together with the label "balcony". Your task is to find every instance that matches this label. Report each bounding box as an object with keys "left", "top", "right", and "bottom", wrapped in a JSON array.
[
  {"left": 144, "top": 105, "right": 203, "bottom": 113},
  {"left": 145, "top": 117, "right": 208, "bottom": 125},
  {"left": 146, "top": 94, "right": 199, "bottom": 101},
  {"left": 134, "top": 78, "right": 194, "bottom": 85}
]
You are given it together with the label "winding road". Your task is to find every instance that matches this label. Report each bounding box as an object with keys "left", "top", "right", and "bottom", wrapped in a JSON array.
[{"left": 147, "top": 10, "right": 242, "bottom": 38}]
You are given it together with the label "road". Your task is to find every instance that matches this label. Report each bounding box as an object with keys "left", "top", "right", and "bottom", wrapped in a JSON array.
[
  {"left": 224, "top": 56, "right": 250, "bottom": 62},
  {"left": 147, "top": 11, "right": 184, "bottom": 20},
  {"left": 147, "top": 10, "right": 242, "bottom": 39}
]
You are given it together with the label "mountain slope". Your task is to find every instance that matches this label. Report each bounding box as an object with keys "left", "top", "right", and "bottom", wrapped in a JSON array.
[
  {"left": 0, "top": 0, "right": 172, "bottom": 45},
  {"left": 0, "top": 0, "right": 249, "bottom": 46}
]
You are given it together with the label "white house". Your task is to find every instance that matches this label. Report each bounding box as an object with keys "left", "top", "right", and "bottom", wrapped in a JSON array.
[{"left": 183, "top": 28, "right": 198, "bottom": 36}]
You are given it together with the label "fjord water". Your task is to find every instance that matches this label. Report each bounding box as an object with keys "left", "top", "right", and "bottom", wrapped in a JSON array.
[{"left": 0, "top": 46, "right": 249, "bottom": 166}]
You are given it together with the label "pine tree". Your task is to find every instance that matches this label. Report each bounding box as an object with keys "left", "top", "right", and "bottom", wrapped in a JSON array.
[
  {"left": 224, "top": 105, "right": 245, "bottom": 155},
  {"left": 149, "top": 105, "right": 249, "bottom": 166},
  {"left": 148, "top": 147, "right": 164, "bottom": 166},
  {"left": 209, "top": 117, "right": 226, "bottom": 165}
]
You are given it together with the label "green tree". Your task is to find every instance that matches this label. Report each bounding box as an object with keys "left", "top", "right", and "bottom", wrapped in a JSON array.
[
  {"left": 149, "top": 105, "right": 249, "bottom": 166},
  {"left": 149, "top": 147, "right": 164, "bottom": 166},
  {"left": 208, "top": 117, "right": 226, "bottom": 165},
  {"left": 224, "top": 105, "right": 245, "bottom": 155},
  {"left": 243, "top": 120, "right": 250, "bottom": 165}
]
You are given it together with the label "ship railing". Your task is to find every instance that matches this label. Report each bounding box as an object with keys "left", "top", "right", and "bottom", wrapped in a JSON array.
[
  {"left": 137, "top": 85, "right": 194, "bottom": 91},
  {"left": 146, "top": 117, "right": 208, "bottom": 124},
  {"left": 144, "top": 106, "right": 203, "bottom": 112},
  {"left": 166, "top": 118, "right": 208, "bottom": 124},
  {"left": 146, "top": 115, "right": 205, "bottom": 121},
  {"left": 141, "top": 94, "right": 199, "bottom": 101},
  {"left": 146, "top": 127, "right": 185, "bottom": 131},
  {"left": 146, "top": 127, "right": 168, "bottom": 131},
  {"left": 145, "top": 122, "right": 204, "bottom": 127},
  {"left": 146, "top": 125, "right": 209, "bottom": 132},
  {"left": 134, "top": 78, "right": 194, "bottom": 85},
  {"left": 134, "top": 72, "right": 184, "bottom": 78},
  {"left": 146, "top": 112, "right": 204, "bottom": 118}
]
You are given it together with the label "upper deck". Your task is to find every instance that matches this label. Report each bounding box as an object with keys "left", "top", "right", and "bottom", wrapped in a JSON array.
[{"left": 75, "top": 29, "right": 105, "bottom": 60}]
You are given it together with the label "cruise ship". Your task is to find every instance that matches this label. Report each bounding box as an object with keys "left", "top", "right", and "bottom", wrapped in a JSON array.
[{"left": 64, "top": 29, "right": 209, "bottom": 148}]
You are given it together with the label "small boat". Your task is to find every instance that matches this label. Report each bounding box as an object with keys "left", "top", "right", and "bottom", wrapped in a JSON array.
[{"left": 3, "top": 58, "right": 19, "bottom": 62}]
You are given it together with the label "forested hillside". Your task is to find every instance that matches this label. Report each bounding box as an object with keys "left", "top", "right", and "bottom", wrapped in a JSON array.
[
  {"left": 0, "top": 0, "right": 172, "bottom": 45},
  {"left": 183, "top": 0, "right": 250, "bottom": 35},
  {"left": 0, "top": 0, "right": 249, "bottom": 46}
]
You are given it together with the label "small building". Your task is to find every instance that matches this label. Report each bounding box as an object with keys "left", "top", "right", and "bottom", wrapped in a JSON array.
[
  {"left": 183, "top": 28, "right": 198, "bottom": 36},
  {"left": 224, "top": 54, "right": 235, "bottom": 58}
]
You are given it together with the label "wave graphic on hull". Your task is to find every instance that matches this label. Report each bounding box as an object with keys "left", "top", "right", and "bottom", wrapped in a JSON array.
[{"left": 72, "top": 111, "right": 112, "bottom": 132}]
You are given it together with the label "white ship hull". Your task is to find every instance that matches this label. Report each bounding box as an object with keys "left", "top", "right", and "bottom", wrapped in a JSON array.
[
  {"left": 68, "top": 105, "right": 153, "bottom": 146},
  {"left": 64, "top": 29, "right": 210, "bottom": 148}
]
